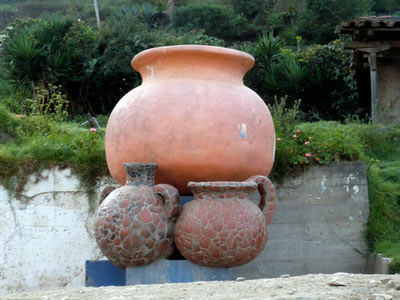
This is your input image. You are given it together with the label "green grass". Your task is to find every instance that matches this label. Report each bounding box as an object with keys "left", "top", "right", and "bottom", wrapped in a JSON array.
[
  {"left": 0, "top": 104, "right": 108, "bottom": 211},
  {"left": 367, "top": 160, "right": 400, "bottom": 272}
]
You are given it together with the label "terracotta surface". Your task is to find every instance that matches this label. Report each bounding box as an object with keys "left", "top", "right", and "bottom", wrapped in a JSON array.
[
  {"left": 174, "top": 175, "right": 276, "bottom": 267},
  {"left": 105, "top": 45, "right": 275, "bottom": 195},
  {"left": 94, "top": 163, "right": 180, "bottom": 268}
]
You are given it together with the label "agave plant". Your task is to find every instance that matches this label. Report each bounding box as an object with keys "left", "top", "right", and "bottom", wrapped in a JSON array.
[
  {"left": 1, "top": 30, "right": 41, "bottom": 86},
  {"left": 255, "top": 31, "right": 283, "bottom": 65},
  {"left": 265, "top": 54, "right": 309, "bottom": 96},
  {"left": 116, "top": 4, "right": 140, "bottom": 19},
  {"left": 142, "top": 3, "right": 159, "bottom": 29}
]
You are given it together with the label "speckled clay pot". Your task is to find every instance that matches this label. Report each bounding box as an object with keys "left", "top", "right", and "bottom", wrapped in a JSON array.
[
  {"left": 94, "top": 163, "right": 180, "bottom": 268},
  {"left": 105, "top": 45, "right": 275, "bottom": 195},
  {"left": 174, "top": 175, "right": 276, "bottom": 267}
]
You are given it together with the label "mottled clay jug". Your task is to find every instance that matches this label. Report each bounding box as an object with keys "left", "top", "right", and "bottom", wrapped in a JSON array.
[
  {"left": 94, "top": 163, "right": 180, "bottom": 268},
  {"left": 105, "top": 45, "right": 275, "bottom": 195},
  {"left": 174, "top": 175, "right": 276, "bottom": 267}
]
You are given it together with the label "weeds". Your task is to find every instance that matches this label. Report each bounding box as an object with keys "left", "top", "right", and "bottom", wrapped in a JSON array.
[{"left": 0, "top": 103, "right": 107, "bottom": 211}]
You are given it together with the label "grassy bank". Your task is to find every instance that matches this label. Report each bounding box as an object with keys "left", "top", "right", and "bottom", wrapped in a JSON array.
[{"left": 0, "top": 103, "right": 108, "bottom": 210}]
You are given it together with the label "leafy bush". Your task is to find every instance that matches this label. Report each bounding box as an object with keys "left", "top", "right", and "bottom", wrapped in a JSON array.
[
  {"left": 171, "top": 2, "right": 253, "bottom": 41},
  {"left": 1, "top": 28, "right": 41, "bottom": 85},
  {"left": 372, "top": 0, "right": 400, "bottom": 14},
  {"left": 241, "top": 32, "right": 282, "bottom": 96},
  {"left": 296, "top": 0, "right": 373, "bottom": 44},
  {"left": 1, "top": 12, "right": 228, "bottom": 115},
  {"left": 244, "top": 35, "right": 358, "bottom": 120},
  {"left": 296, "top": 40, "right": 359, "bottom": 118},
  {"left": 269, "top": 97, "right": 365, "bottom": 180},
  {"left": 230, "top": 0, "right": 272, "bottom": 20}
]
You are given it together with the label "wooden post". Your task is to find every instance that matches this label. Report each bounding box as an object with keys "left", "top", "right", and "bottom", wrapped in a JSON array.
[
  {"left": 357, "top": 46, "right": 388, "bottom": 123},
  {"left": 94, "top": 0, "right": 101, "bottom": 28},
  {"left": 368, "top": 52, "right": 378, "bottom": 123}
]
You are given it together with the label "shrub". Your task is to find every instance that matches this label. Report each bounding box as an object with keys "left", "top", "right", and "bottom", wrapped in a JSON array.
[
  {"left": 372, "top": 0, "right": 400, "bottom": 14},
  {"left": 0, "top": 16, "right": 99, "bottom": 114},
  {"left": 171, "top": 2, "right": 253, "bottom": 41},
  {"left": 230, "top": 0, "right": 272, "bottom": 20},
  {"left": 244, "top": 35, "right": 358, "bottom": 120},
  {"left": 296, "top": 0, "right": 373, "bottom": 44},
  {"left": 1, "top": 28, "right": 42, "bottom": 86},
  {"left": 27, "top": 84, "right": 69, "bottom": 121},
  {"left": 1, "top": 12, "right": 229, "bottom": 115},
  {"left": 269, "top": 98, "right": 364, "bottom": 180}
]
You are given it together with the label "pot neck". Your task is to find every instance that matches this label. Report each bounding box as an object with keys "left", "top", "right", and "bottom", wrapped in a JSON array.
[
  {"left": 131, "top": 45, "right": 255, "bottom": 84},
  {"left": 124, "top": 163, "right": 157, "bottom": 186}
]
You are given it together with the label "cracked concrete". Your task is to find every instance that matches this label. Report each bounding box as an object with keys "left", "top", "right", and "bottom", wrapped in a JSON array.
[{"left": 0, "top": 167, "right": 115, "bottom": 294}]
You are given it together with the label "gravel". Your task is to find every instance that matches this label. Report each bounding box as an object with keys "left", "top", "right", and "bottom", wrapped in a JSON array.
[{"left": 2, "top": 273, "right": 400, "bottom": 300}]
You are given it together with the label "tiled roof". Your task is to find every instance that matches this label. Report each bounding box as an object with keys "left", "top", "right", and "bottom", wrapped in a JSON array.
[{"left": 341, "top": 16, "right": 400, "bottom": 29}]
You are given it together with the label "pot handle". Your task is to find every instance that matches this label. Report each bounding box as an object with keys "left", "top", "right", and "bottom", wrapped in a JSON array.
[
  {"left": 246, "top": 175, "right": 276, "bottom": 225},
  {"left": 154, "top": 184, "right": 180, "bottom": 221}
]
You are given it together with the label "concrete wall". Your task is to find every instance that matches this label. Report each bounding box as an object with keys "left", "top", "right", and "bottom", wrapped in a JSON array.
[
  {"left": 233, "top": 161, "right": 369, "bottom": 279},
  {"left": 0, "top": 162, "right": 369, "bottom": 293},
  {"left": 0, "top": 168, "right": 114, "bottom": 294},
  {"left": 377, "top": 60, "right": 400, "bottom": 124}
]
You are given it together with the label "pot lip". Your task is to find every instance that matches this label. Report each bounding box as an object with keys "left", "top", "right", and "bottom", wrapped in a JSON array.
[
  {"left": 188, "top": 181, "right": 257, "bottom": 192},
  {"left": 131, "top": 44, "right": 254, "bottom": 70}
]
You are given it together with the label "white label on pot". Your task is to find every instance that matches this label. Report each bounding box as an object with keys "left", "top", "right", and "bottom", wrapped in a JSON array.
[{"left": 239, "top": 124, "right": 247, "bottom": 139}]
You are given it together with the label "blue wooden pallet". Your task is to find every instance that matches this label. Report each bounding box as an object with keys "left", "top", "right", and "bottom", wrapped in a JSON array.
[{"left": 86, "top": 259, "right": 231, "bottom": 286}]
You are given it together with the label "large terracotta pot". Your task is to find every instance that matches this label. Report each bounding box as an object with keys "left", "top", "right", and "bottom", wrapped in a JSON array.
[
  {"left": 105, "top": 45, "right": 275, "bottom": 195},
  {"left": 174, "top": 175, "right": 276, "bottom": 267},
  {"left": 94, "top": 163, "right": 180, "bottom": 268}
]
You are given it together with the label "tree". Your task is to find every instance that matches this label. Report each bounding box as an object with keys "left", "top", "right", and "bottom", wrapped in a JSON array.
[{"left": 296, "top": 0, "right": 373, "bottom": 44}]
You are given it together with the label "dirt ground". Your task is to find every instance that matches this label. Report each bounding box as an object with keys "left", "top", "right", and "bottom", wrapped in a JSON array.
[{"left": 1, "top": 273, "right": 400, "bottom": 300}]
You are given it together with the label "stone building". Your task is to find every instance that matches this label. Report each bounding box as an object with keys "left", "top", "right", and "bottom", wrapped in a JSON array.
[{"left": 339, "top": 16, "right": 400, "bottom": 124}]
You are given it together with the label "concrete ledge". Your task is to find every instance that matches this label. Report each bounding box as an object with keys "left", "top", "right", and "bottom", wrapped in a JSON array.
[{"left": 366, "top": 253, "right": 394, "bottom": 274}]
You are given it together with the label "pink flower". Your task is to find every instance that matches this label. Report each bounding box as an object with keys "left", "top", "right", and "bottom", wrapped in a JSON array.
[
  {"left": 277, "top": 138, "right": 282, "bottom": 142},
  {"left": 305, "top": 153, "right": 312, "bottom": 157},
  {"left": 292, "top": 134, "right": 297, "bottom": 139},
  {"left": 90, "top": 127, "right": 97, "bottom": 132},
  {"left": 296, "top": 130, "right": 301, "bottom": 134},
  {"left": 80, "top": 139, "right": 84, "bottom": 143},
  {"left": 304, "top": 141, "right": 310, "bottom": 145}
]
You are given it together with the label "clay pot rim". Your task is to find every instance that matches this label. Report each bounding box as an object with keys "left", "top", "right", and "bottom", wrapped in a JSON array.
[
  {"left": 188, "top": 181, "right": 257, "bottom": 192},
  {"left": 131, "top": 44, "right": 255, "bottom": 70}
]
